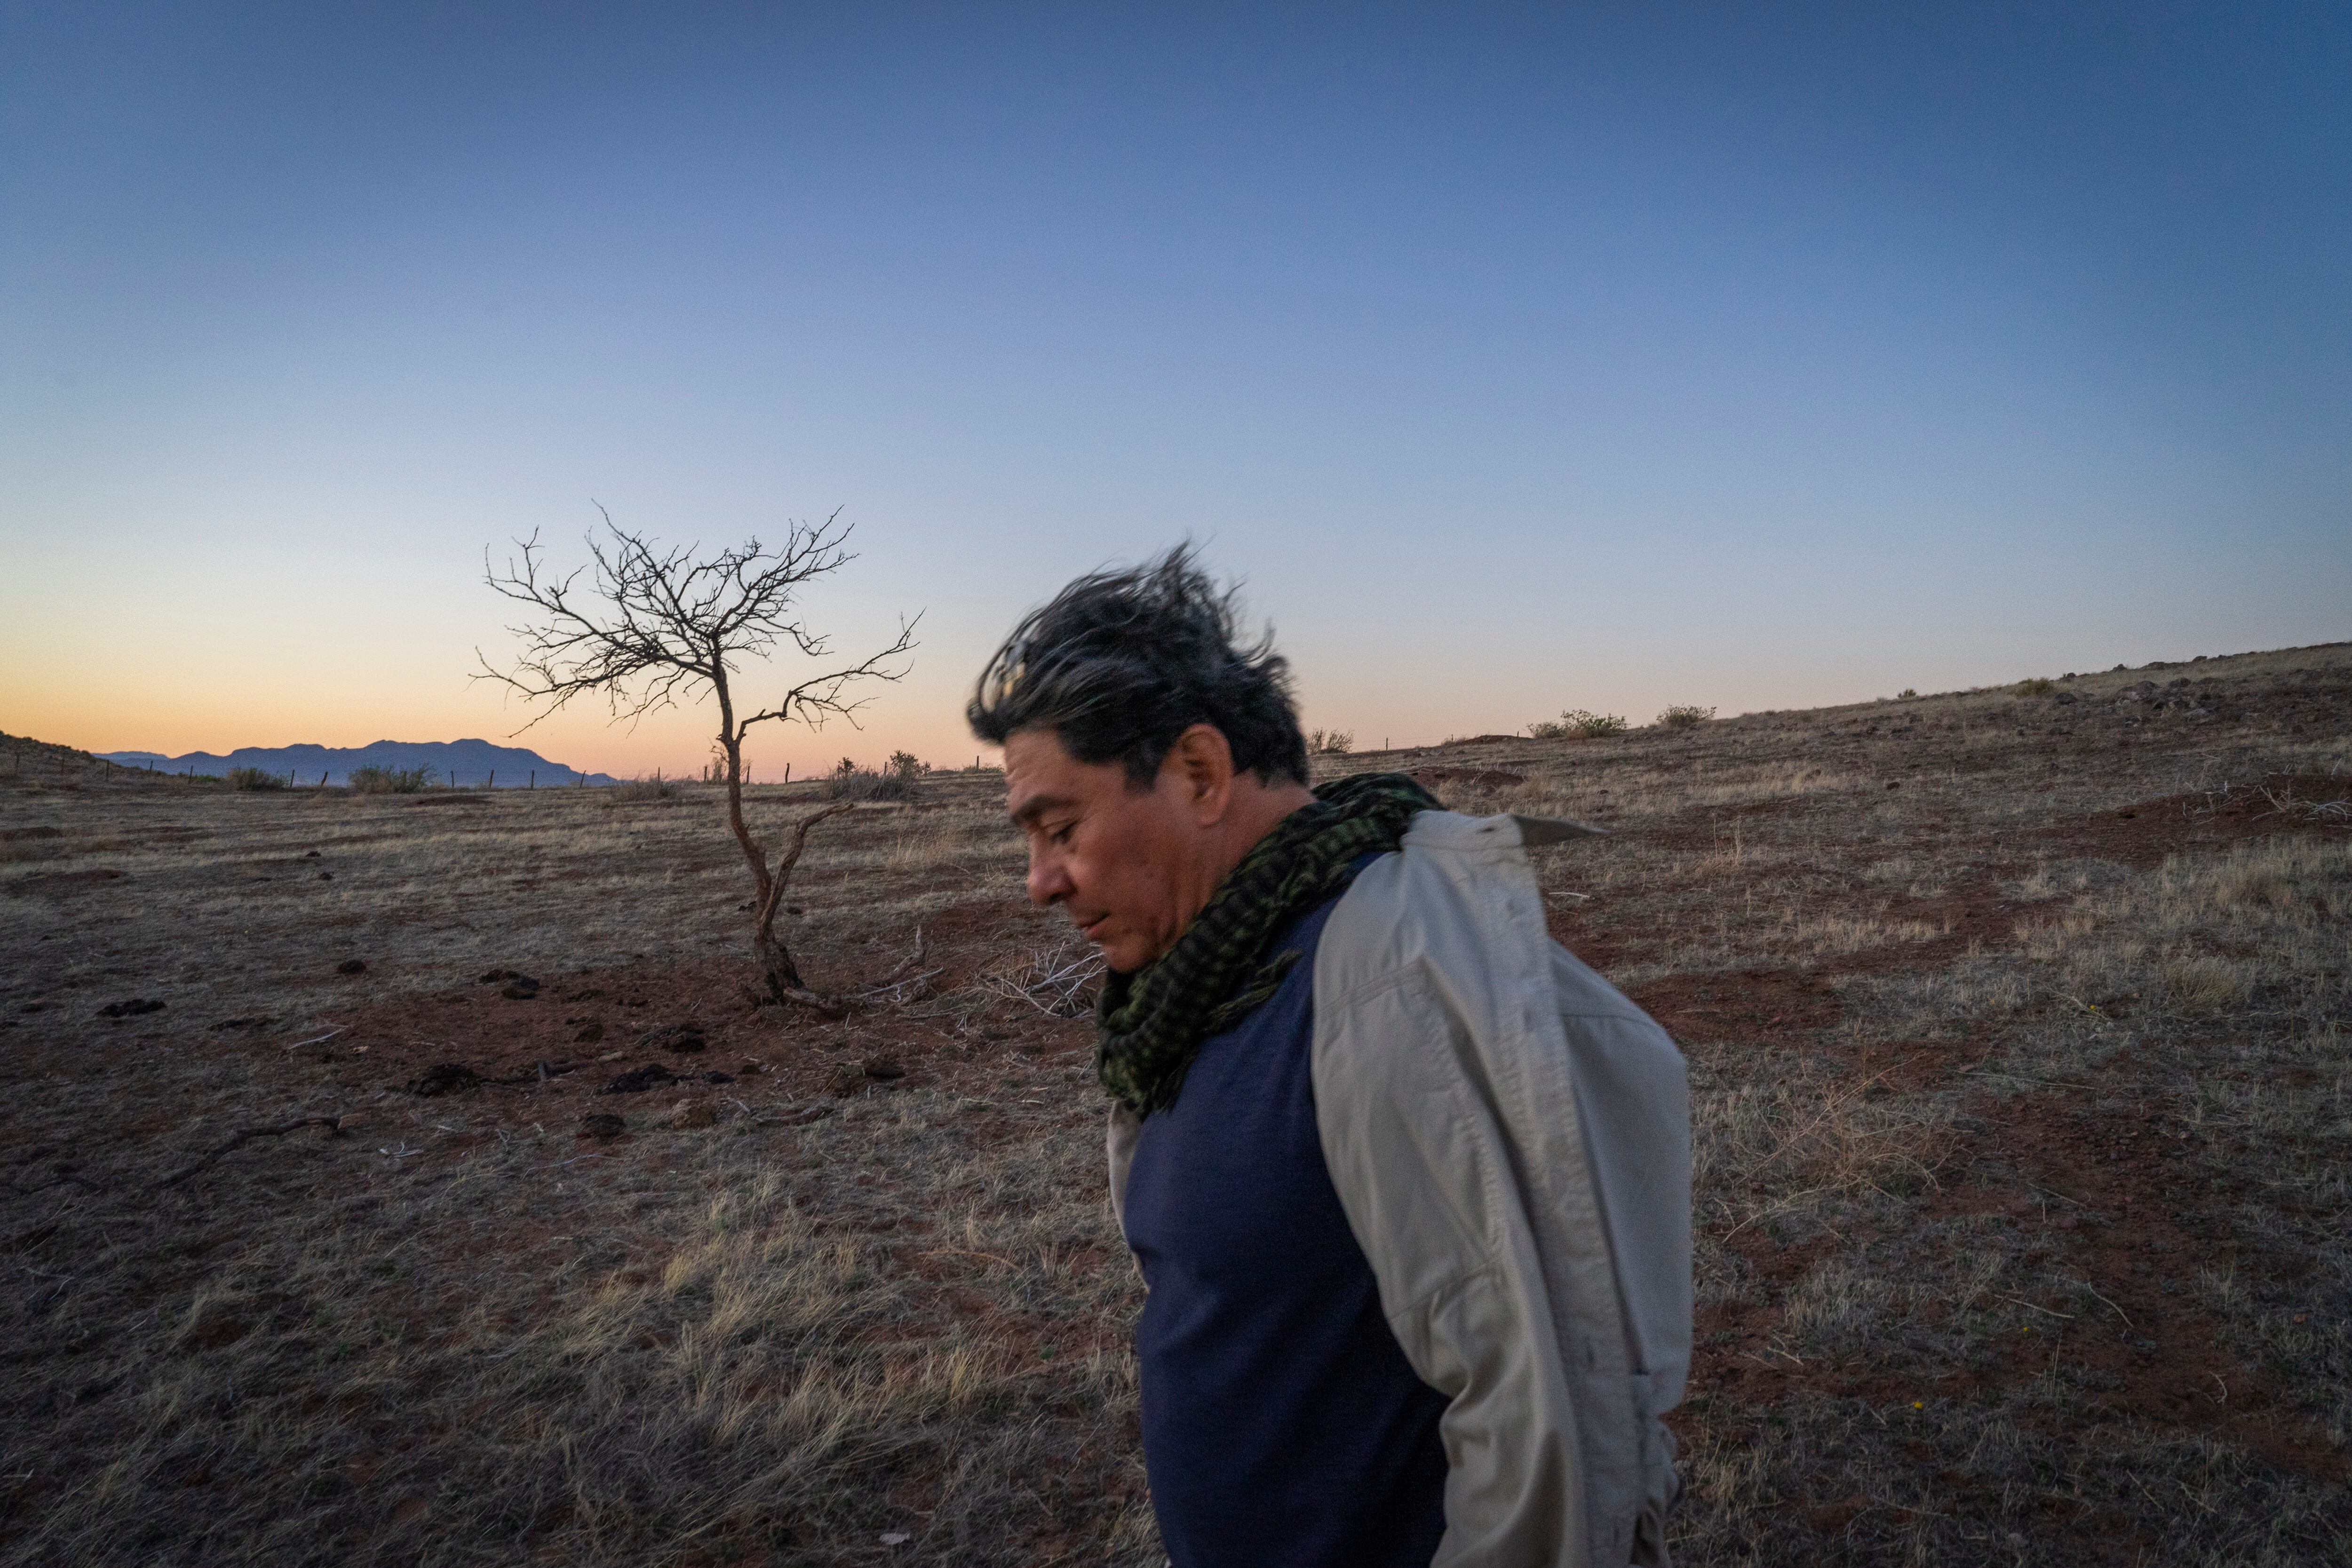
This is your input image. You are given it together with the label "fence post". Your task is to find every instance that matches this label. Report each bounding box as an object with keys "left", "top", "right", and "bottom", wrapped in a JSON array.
[
  {"left": 489, "top": 770, "right": 495, "bottom": 789},
  {"left": 529, "top": 770, "right": 535, "bottom": 789}
]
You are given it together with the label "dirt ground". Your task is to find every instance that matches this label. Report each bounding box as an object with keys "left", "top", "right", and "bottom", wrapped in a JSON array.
[{"left": 3, "top": 644, "right": 2348, "bottom": 1565}]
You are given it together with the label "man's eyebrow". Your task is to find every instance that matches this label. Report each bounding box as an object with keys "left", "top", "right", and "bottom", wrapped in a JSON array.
[{"left": 1009, "top": 792, "right": 1079, "bottom": 828}]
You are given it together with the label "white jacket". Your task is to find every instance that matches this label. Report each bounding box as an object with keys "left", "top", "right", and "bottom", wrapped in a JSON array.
[{"left": 1110, "top": 809, "right": 1690, "bottom": 1567}]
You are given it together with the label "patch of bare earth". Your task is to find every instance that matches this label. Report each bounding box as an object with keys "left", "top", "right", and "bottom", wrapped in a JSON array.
[{"left": 4, "top": 644, "right": 2350, "bottom": 1564}]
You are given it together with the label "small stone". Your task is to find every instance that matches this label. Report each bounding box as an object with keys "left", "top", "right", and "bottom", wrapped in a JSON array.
[
  {"left": 667, "top": 1100, "right": 717, "bottom": 1130},
  {"left": 336, "top": 958, "right": 367, "bottom": 975},
  {"left": 825, "top": 1062, "right": 869, "bottom": 1097},
  {"left": 600, "top": 1063, "right": 683, "bottom": 1094},
  {"left": 636, "top": 1023, "right": 707, "bottom": 1054},
  {"left": 573, "top": 1021, "right": 605, "bottom": 1044},
  {"left": 580, "top": 1113, "right": 626, "bottom": 1140},
  {"left": 862, "top": 1056, "right": 905, "bottom": 1081},
  {"left": 501, "top": 982, "right": 540, "bottom": 1001},
  {"left": 99, "top": 998, "right": 165, "bottom": 1019}
]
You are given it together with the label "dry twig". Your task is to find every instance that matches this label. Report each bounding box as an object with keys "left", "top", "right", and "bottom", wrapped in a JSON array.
[
  {"left": 983, "top": 943, "right": 1105, "bottom": 1019},
  {"left": 153, "top": 1117, "right": 346, "bottom": 1188}
]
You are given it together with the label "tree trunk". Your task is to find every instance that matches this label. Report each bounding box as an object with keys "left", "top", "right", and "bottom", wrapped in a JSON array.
[
  {"left": 754, "top": 922, "right": 809, "bottom": 996},
  {"left": 716, "top": 695, "right": 850, "bottom": 1007}
]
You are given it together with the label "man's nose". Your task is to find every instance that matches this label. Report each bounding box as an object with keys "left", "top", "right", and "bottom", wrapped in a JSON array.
[{"left": 1026, "top": 846, "right": 1071, "bottom": 907}]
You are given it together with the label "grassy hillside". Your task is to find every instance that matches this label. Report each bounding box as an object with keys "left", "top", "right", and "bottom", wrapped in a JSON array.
[{"left": 1, "top": 642, "right": 2346, "bottom": 1565}]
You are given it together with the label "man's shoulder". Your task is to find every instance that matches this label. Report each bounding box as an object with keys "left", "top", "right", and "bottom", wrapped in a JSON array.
[
  {"left": 1313, "top": 812, "right": 1533, "bottom": 1006},
  {"left": 1318, "top": 810, "right": 1647, "bottom": 1026}
]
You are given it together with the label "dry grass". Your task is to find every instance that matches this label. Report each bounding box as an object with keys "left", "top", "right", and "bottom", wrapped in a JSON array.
[{"left": 6, "top": 641, "right": 2351, "bottom": 1563}]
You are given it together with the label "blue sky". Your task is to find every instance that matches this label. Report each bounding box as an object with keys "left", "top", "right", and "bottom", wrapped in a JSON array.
[{"left": 4, "top": 3, "right": 2345, "bottom": 776}]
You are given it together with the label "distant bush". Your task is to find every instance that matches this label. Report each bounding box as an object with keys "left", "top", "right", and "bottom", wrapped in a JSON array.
[
  {"left": 1526, "top": 718, "right": 1569, "bottom": 740},
  {"left": 887, "top": 750, "right": 930, "bottom": 783},
  {"left": 1553, "top": 710, "right": 1629, "bottom": 739},
  {"left": 347, "top": 764, "right": 437, "bottom": 794},
  {"left": 226, "top": 766, "right": 286, "bottom": 791},
  {"left": 828, "top": 759, "right": 912, "bottom": 802},
  {"left": 610, "top": 774, "right": 678, "bottom": 802},
  {"left": 1899, "top": 688, "right": 1919, "bottom": 700},
  {"left": 2014, "top": 677, "right": 2056, "bottom": 696},
  {"left": 1306, "top": 728, "right": 1354, "bottom": 755},
  {"left": 1656, "top": 704, "right": 1716, "bottom": 731}
]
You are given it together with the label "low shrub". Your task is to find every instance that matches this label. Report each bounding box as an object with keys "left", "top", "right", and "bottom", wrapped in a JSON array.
[
  {"left": 887, "top": 749, "right": 930, "bottom": 783},
  {"left": 2014, "top": 677, "right": 2056, "bottom": 696},
  {"left": 1306, "top": 728, "right": 1354, "bottom": 755},
  {"left": 828, "top": 759, "right": 911, "bottom": 802},
  {"left": 226, "top": 766, "right": 286, "bottom": 791},
  {"left": 1558, "top": 709, "right": 1629, "bottom": 739},
  {"left": 1656, "top": 704, "right": 1716, "bottom": 730},
  {"left": 1899, "top": 688, "right": 1918, "bottom": 700},
  {"left": 347, "top": 764, "right": 438, "bottom": 794},
  {"left": 610, "top": 775, "right": 678, "bottom": 802}
]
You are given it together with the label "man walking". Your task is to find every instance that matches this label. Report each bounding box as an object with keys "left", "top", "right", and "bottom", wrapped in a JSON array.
[{"left": 969, "top": 549, "right": 1689, "bottom": 1567}]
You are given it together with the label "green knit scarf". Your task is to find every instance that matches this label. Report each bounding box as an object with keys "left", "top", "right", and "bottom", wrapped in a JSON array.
[{"left": 1095, "top": 771, "right": 1441, "bottom": 1117}]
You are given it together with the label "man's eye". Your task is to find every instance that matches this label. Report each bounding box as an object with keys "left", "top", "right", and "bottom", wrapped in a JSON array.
[{"left": 1050, "top": 822, "right": 1075, "bottom": 845}]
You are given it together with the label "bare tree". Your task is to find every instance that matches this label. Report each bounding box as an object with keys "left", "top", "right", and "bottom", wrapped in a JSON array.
[{"left": 479, "top": 506, "right": 918, "bottom": 1007}]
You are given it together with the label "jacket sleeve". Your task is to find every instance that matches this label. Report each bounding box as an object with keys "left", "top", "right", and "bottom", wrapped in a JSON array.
[
  {"left": 1315, "top": 969, "right": 1613, "bottom": 1567},
  {"left": 1106, "top": 1102, "right": 1142, "bottom": 1239}
]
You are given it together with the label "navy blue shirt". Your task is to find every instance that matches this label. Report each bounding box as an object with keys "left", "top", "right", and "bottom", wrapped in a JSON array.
[{"left": 1121, "top": 876, "right": 1450, "bottom": 1568}]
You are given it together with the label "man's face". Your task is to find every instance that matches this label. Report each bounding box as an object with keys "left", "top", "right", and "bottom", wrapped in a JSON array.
[{"left": 1003, "top": 727, "right": 1207, "bottom": 972}]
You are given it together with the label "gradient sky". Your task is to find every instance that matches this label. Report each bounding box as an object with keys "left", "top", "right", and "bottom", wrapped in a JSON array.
[{"left": 5, "top": 3, "right": 2346, "bottom": 780}]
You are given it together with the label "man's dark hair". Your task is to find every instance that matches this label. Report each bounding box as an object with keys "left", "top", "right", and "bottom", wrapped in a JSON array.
[{"left": 968, "top": 547, "right": 1309, "bottom": 789}]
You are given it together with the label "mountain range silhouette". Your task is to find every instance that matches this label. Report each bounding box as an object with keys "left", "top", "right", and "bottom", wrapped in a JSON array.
[{"left": 99, "top": 739, "right": 619, "bottom": 788}]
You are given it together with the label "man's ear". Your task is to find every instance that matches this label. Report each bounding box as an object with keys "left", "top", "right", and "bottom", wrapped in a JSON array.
[{"left": 1167, "top": 724, "right": 1236, "bottom": 825}]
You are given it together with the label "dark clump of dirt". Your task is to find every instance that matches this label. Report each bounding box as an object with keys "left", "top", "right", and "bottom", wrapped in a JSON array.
[
  {"left": 408, "top": 1062, "right": 484, "bottom": 1097},
  {"left": 99, "top": 997, "right": 166, "bottom": 1019},
  {"left": 336, "top": 959, "right": 367, "bottom": 975},
  {"left": 598, "top": 1062, "right": 731, "bottom": 1094},
  {"left": 602, "top": 1063, "right": 683, "bottom": 1094},
  {"left": 579, "top": 1113, "right": 625, "bottom": 1140}
]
